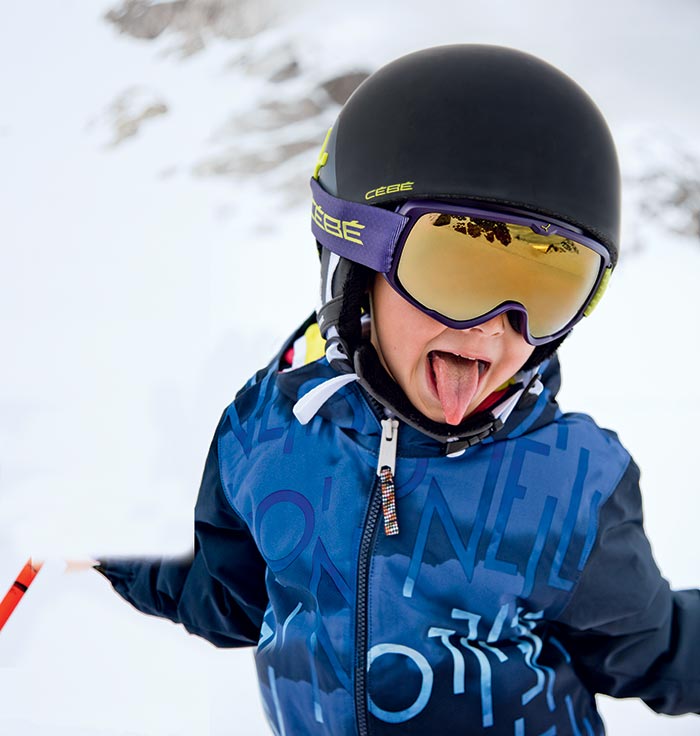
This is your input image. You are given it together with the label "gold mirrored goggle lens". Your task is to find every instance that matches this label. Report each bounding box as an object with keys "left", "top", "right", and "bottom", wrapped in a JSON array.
[{"left": 396, "top": 213, "right": 603, "bottom": 338}]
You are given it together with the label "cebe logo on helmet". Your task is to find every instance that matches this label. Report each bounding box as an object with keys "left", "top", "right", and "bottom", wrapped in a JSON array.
[{"left": 365, "top": 182, "right": 415, "bottom": 200}]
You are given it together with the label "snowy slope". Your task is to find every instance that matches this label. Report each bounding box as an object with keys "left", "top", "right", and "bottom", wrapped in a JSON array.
[{"left": 1, "top": 2, "right": 699, "bottom": 734}]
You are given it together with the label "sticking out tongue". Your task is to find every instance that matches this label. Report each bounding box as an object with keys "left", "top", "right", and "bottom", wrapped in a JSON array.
[{"left": 430, "top": 351, "right": 481, "bottom": 425}]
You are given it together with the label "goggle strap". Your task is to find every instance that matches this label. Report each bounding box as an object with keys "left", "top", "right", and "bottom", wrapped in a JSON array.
[
  {"left": 310, "top": 178, "right": 407, "bottom": 272},
  {"left": 583, "top": 268, "right": 612, "bottom": 317}
]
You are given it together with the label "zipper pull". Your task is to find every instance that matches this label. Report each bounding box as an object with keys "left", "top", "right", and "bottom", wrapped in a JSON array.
[{"left": 377, "top": 418, "right": 399, "bottom": 536}]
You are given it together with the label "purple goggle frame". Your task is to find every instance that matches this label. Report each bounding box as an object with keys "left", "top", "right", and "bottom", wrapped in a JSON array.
[{"left": 310, "top": 177, "right": 611, "bottom": 345}]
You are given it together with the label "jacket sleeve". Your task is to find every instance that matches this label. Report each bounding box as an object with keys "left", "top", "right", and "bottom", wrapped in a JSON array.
[
  {"left": 95, "top": 412, "right": 269, "bottom": 648},
  {"left": 552, "top": 458, "right": 700, "bottom": 715}
]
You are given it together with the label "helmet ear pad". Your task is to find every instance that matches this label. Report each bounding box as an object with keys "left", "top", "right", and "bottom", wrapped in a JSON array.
[{"left": 336, "top": 261, "right": 372, "bottom": 350}]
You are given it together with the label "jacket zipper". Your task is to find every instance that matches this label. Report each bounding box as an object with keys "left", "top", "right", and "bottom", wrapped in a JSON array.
[
  {"left": 377, "top": 418, "right": 399, "bottom": 536},
  {"left": 355, "top": 418, "right": 400, "bottom": 736}
]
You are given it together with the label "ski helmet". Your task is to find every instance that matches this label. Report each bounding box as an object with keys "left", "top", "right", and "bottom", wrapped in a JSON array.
[{"left": 311, "top": 44, "right": 620, "bottom": 438}]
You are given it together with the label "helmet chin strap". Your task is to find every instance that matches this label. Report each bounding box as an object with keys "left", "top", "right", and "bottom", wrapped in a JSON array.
[{"left": 353, "top": 340, "right": 542, "bottom": 454}]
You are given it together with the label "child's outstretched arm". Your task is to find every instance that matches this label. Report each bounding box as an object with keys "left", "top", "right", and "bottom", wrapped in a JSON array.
[
  {"left": 553, "top": 458, "right": 700, "bottom": 716},
  {"left": 95, "top": 413, "right": 269, "bottom": 648}
]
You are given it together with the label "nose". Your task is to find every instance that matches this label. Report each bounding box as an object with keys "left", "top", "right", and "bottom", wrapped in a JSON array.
[{"left": 466, "top": 313, "right": 506, "bottom": 337}]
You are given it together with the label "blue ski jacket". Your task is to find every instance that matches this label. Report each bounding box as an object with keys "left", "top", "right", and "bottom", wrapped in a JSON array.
[{"left": 98, "top": 321, "right": 700, "bottom": 735}]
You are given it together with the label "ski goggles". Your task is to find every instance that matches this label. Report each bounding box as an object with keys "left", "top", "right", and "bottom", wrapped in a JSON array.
[{"left": 310, "top": 178, "right": 612, "bottom": 346}]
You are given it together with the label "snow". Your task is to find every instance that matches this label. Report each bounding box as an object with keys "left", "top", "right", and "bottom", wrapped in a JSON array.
[{"left": 1, "top": 1, "right": 699, "bottom": 734}]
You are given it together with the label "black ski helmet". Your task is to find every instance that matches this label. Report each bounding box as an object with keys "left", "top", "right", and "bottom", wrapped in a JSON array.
[{"left": 311, "top": 45, "right": 620, "bottom": 437}]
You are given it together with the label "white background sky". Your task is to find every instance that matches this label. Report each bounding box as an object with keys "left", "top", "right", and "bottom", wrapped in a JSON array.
[{"left": 1, "top": 1, "right": 699, "bottom": 734}]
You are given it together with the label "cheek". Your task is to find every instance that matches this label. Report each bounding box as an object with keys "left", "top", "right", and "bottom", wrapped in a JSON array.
[
  {"left": 502, "top": 341, "right": 535, "bottom": 377},
  {"left": 481, "top": 333, "right": 535, "bottom": 390},
  {"left": 371, "top": 279, "right": 432, "bottom": 371},
  {"left": 518, "top": 342, "right": 536, "bottom": 367}
]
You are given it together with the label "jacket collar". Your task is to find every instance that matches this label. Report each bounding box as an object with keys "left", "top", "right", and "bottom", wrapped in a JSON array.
[{"left": 276, "top": 350, "right": 563, "bottom": 456}]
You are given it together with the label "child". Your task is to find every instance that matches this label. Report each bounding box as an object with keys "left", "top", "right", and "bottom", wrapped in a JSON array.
[{"left": 94, "top": 46, "right": 700, "bottom": 734}]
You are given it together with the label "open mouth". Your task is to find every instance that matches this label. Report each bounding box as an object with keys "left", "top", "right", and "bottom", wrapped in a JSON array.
[
  {"left": 427, "top": 350, "right": 490, "bottom": 425},
  {"left": 428, "top": 350, "right": 490, "bottom": 381}
]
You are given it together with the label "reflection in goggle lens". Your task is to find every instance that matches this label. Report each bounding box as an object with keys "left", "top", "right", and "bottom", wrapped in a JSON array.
[{"left": 396, "top": 213, "right": 602, "bottom": 339}]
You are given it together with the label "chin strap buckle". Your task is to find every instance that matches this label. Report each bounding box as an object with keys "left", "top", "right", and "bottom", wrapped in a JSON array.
[{"left": 444, "top": 417, "right": 504, "bottom": 457}]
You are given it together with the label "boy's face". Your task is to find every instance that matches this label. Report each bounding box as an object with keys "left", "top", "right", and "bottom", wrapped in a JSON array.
[{"left": 370, "top": 275, "right": 535, "bottom": 425}]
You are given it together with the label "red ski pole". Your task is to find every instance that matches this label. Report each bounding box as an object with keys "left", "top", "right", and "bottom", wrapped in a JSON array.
[{"left": 0, "top": 558, "right": 43, "bottom": 632}]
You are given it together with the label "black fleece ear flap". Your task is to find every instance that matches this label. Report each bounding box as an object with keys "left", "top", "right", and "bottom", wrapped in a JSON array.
[{"left": 335, "top": 261, "right": 372, "bottom": 351}]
